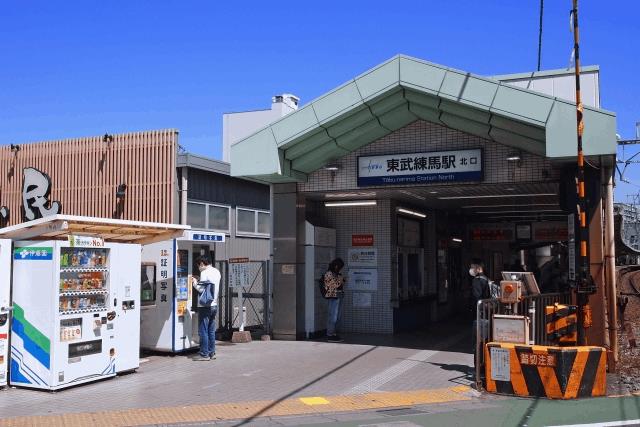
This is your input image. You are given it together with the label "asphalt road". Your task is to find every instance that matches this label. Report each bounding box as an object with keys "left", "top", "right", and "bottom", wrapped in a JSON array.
[
  {"left": 180, "top": 394, "right": 640, "bottom": 427},
  {"left": 295, "top": 394, "right": 640, "bottom": 427}
]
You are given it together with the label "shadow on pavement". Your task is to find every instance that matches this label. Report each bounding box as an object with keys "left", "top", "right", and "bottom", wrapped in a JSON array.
[
  {"left": 234, "top": 320, "right": 474, "bottom": 425},
  {"left": 233, "top": 346, "right": 378, "bottom": 427},
  {"left": 312, "top": 319, "right": 474, "bottom": 353}
]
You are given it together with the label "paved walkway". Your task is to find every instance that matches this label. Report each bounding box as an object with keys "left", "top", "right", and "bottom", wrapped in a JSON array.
[{"left": 0, "top": 325, "right": 479, "bottom": 426}]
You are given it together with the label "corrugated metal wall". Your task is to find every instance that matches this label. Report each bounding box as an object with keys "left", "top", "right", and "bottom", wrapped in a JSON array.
[
  {"left": 0, "top": 130, "right": 177, "bottom": 225},
  {"left": 187, "top": 168, "right": 269, "bottom": 210},
  {"left": 214, "top": 234, "right": 270, "bottom": 262}
]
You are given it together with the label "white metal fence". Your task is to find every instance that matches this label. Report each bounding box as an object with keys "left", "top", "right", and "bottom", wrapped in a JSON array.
[{"left": 474, "top": 292, "right": 572, "bottom": 389}]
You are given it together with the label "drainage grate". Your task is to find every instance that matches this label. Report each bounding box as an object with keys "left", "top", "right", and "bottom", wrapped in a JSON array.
[{"left": 376, "top": 407, "right": 427, "bottom": 417}]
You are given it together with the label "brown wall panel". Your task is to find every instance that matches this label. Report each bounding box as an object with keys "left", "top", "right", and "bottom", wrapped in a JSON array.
[{"left": 0, "top": 129, "right": 177, "bottom": 226}]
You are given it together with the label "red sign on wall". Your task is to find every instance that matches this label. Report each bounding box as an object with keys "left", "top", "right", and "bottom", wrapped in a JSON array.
[{"left": 352, "top": 234, "right": 374, "bottom": 247}]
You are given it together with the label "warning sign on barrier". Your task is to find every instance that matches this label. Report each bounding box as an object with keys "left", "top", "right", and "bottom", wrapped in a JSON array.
[
  {"left": 490, "top": 347, "right": 511, "bottom": 382},
  {"left": 485, "top": 342, "right": 606, "bottom": 399}
]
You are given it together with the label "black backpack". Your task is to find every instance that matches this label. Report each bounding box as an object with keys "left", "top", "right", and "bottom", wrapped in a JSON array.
[{"left": 318, "top": 275, "right": 328, "bottom": 298}]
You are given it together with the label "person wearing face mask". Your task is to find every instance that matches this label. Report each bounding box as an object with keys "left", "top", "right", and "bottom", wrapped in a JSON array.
[
  {"left": 192, "top": 256, "right": 221, "bottom": 361},
  {"left": 470, "top": 260, "right": 490, "bottom": 304},
  {"left": 469, "top": 259, "right": 490, "bottom": 367}
]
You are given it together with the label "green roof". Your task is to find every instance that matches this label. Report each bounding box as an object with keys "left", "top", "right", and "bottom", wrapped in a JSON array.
[
  {"left": 230, "top": 55, "right": 616, "bottom": 183},
  {"left": 491, "top": 65, "right": 599, "bottom": 81}
]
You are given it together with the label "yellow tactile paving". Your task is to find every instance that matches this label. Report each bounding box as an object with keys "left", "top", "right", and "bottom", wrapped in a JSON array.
[
  {"left": 0, "top": 386, "right": 472, "bottom": 427},
  {"left": 300, "top": 397, "right": 331, "bottom": 405}
]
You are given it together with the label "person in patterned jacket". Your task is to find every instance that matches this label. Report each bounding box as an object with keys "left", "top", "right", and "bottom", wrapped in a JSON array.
[{"left": 324, "top": 258, "right": 345, "bottom": 342}]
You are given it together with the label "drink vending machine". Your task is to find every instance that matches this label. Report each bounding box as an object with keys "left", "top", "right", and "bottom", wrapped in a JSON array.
[
  {"left": 9, "top": 239, "right": 141, "bottom": 390},
  {"left": 0, "top": 239, "right": 11, "bottom": 387},
  {"left": 0, "top": 214, "right": 189, "bottom": 390}
]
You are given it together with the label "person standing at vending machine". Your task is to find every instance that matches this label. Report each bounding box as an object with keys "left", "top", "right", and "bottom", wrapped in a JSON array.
[{"left": 192, "top": 256, "right": 221, "bottom": 361}]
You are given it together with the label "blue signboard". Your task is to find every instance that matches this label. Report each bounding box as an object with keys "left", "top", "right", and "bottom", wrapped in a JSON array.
[
  {"left": 13, "top": 247, "right": 53, "bottom": 261},
  {"left": 192, "top": 233, "right": 224, "bottom": 242},
  {"left": 358, "top": 149, "right": 482, "bottom": 187}
]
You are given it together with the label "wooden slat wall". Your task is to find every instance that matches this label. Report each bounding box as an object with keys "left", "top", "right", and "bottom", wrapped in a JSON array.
[{"left": 0, "top": 129, "right": 177, "bottom": 226}]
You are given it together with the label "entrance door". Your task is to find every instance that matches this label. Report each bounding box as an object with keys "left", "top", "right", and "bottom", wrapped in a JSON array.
[
  {"left": 0, "top": 239, "right": 12, "bottom": 386},
  {"left": 397, "top": 247, "right": 424, "bottom": 301}
]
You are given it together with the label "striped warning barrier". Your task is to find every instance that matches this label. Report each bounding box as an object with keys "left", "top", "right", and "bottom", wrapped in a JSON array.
[
  {"left": 545, "top": 303, "right": 578, "bottom": 345},
  {"left": 485, "top": 342, "right": 606, "bottom": 399}
]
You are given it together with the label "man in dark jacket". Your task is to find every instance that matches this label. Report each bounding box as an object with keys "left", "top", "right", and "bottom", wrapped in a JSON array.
[
  {"left": 470, "top": 259, "right": 490, "bottom": 367},
  {"left": 470, "top": 260, "right": 490, "bottom": 303}
]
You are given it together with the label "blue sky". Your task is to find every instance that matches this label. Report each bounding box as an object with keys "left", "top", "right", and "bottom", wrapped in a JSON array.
[{"left": 1, "top": 1, "right": 638, "bottom": 200}]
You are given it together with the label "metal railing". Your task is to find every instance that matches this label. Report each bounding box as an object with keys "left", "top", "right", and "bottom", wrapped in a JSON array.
[
  {"left": 216, "top": 260, "right": 270, "bottom": 337},
  {"left": 475, "top": 292, "right": 572, "bottom": 390}
]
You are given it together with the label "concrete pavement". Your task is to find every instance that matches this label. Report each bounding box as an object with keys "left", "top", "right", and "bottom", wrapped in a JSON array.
[{"left": 0, "top": 324, "right": 481, "bottom": 425}]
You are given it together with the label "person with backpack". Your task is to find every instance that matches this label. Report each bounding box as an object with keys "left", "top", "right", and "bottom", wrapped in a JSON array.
[
  {"left": 469, "top": 259, "right": 495, "bottom": 367},
  {"left": 470, "top": 260, "right": 491, "bottom": 303},
  {"left": 323, "top": 258, "right": 345, "bottom": 343},
  {"left": 192, "top": 256, "right": 221, "bottom": 361}
]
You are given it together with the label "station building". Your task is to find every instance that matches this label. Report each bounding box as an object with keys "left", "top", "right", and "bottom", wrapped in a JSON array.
[{"left": 230, "top": 55, "right": 617, "bottom": 346}]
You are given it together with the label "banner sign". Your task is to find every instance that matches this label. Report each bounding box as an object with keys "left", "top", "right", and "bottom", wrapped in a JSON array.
[
  {"left": 13, "top": 247, "right": 53, "bottom": 261},
  {"left": 469, "top": 223, "right": 515, "bottom": 241},
  {"left": 182, "top": 231, "right": 225, "bottom": 242},
  {"left": 533, "top": 221, "right": 568, "bottom": 242},
  {"left": 68, "top": 235, "right": 105, "bottom": 248},
  {"left": 358, "top": 149, "right": 482, "bottom": 186},
  {"left": 352, "top": 234, "right": 374, "bottom": 247}
]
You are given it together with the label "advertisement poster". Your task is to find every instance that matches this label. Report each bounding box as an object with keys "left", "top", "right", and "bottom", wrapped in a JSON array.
[
  {"left": 352, "top": 292, "right": 372, "bottom": 308},
  {"left": 348, "top": 248, "right": 377, "bottom": 268},
  {"left": 177, "top": 301, "right": 187, "bottom": 316},
  {"left": 348, "top": 269, "right": 378, "bottom": 291},
  {"left": 229, "top": 258, "right": 250, "bottom": 288}
]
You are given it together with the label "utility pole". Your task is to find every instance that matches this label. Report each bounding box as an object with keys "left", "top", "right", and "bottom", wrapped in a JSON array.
[
  {"left": 571, "top": 0, "right": 596, "bottom": 345},
  {"left": 537, "top": 0, "right": 544, "bottom": 71}
]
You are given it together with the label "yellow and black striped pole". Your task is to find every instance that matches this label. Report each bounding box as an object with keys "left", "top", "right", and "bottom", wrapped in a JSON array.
[{"left": 571, "top": 0, "right": 595, "bottom": 345}]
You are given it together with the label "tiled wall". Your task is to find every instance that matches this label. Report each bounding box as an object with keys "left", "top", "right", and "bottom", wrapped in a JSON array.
[
  {"left": 299, "top": 120, "right": 558, "bottom": 192},
  {"left": 299, "top": 119, "right": 558, "bottom": 334},
  {"left": 321, "top": 200, "right": 394, "bottom": 334}
]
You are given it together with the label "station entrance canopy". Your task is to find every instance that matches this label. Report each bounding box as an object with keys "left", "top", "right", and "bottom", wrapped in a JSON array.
[{"left": 230, "top": 55, "right": 616, "bottom": 183}]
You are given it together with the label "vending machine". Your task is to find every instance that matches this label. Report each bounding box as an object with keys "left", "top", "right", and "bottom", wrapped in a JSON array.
[
  {"left": 140, "top": 231, "right": 224, "bottom": 353},
  {"left": 0, "top": 239, "right": 11, "bottom": 387},
  {"left": 10, "top": 238, "right": 141, "bottom": 390}
]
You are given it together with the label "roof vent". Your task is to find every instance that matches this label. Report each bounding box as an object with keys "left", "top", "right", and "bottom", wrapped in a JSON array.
[{"left": 272, "top": 93, "right": 300, "bottom": 111}]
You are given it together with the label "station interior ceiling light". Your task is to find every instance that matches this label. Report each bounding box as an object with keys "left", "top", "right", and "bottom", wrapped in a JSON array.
[
  {"left": 324, "top": 200, "right": 377, "bottom": 207},
  {"left": 397, "top": 207, "right": 427, "bottom": 218},
  {"left": 451, "top": 237, "right": 462, "bottom": 243}
]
